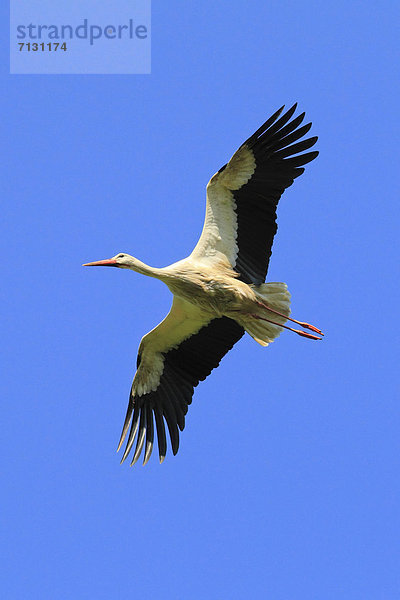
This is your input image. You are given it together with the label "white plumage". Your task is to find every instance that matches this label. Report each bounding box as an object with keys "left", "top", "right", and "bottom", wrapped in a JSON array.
[{"left": 84, "top": 104, "right": 322, "bottom": 466}]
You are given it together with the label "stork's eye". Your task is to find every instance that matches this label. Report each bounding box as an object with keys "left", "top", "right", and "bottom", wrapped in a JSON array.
[{"left": 117, "top": 254, "right": 125, "bottom": 258}]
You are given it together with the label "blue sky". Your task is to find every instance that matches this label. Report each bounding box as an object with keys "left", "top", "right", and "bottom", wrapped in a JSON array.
[{"left": 2, "top": 2, "right": 400, "bottom": 599}]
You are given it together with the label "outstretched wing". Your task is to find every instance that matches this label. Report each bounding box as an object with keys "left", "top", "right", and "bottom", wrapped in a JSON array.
[
  {"left": 191, "top": 104, "right": 318, "bottom": 284},
  {"left": 117, "top": 297, "right": 244, "bottom": 466}
]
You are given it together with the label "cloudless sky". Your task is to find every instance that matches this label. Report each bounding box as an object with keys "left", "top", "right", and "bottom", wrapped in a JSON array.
[{"left": 2, "top": 2, "right": 400, "bottom": 599}]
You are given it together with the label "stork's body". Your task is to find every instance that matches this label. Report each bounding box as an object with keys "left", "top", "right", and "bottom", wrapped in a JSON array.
[
  {"left": 84, "top": 104, "right": 322, "bottom": 466},
  {"left": 161, "top": 259, "right": 251, "bottom": 314}
]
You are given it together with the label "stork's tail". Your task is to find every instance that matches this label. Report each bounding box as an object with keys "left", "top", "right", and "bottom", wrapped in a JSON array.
[{"left": 245, "top": 282, "right": 291, "bottom": 346}]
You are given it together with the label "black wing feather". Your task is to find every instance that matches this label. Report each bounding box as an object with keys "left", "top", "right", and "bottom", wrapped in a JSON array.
[{"left": 143, "top": 405, "right": 154, "bottom": 466}]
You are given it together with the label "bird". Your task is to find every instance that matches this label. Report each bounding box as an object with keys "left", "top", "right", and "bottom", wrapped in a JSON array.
[{"left": 84, "top": 104, "right": 322, "bottom": 466}]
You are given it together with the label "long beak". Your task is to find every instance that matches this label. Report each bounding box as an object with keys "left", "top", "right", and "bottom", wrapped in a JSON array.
[{"left": 82, "top": 259, "right": 118, "bottom": 267}]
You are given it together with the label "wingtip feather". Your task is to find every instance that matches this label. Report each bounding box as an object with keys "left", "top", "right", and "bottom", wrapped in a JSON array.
[
  {"left": 142, "top": 406, "right": 154, "bottom": 466},
  {"left": 116, "top": 395, "right": 134, "bottom": 452},
  {"left": 120, "top": 405, "right": 140, "bottom": 464},
  {"left": 130, "top": 409, "right": 147, "bottom": 466}
]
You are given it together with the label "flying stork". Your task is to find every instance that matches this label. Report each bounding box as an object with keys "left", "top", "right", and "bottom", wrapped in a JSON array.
[{"left": 84, "top": 104, "right": 322, "bottom": 466}]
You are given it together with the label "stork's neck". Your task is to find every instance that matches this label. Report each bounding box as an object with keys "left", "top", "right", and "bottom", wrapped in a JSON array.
[{"left": 128, "top": 257, "right": 166, "bottom": 280}]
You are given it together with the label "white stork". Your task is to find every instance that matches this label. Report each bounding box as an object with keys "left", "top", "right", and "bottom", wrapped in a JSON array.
[{"left": 84, "top": 104, "right": 322, "bottom": 466}]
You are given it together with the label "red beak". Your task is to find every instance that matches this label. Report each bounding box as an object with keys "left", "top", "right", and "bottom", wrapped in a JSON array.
[{"left": 82, "top": 259, "right": 118, "bottom": 267}]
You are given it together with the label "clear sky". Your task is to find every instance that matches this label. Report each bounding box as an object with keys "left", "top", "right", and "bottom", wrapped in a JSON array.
[{"left": 2, "top": 2, "right": 400, "bottom": 599}]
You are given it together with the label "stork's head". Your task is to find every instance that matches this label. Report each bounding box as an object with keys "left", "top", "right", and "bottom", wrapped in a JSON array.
[{"left": 83, "top": 253, "right": 134, "bottom": 269}]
